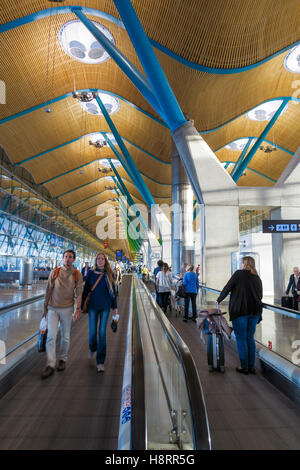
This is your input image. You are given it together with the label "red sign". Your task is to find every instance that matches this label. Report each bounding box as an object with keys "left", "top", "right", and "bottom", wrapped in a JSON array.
[
  {"left": 268, "top": 341, "right": 272, "bottom": 350},
  {"left": 104, "top": 240, "right": 109, "bottom": 249}
]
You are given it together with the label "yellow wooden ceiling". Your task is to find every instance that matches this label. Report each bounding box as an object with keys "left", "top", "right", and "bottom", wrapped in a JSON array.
[{"left": 0, "top": 0, "right": 299, "bottom": 254}]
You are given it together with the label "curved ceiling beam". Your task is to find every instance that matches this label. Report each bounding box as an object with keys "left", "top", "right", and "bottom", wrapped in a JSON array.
[
  {"left": 223, "top": 162, "right": 276, "bottom": 183},
  {"left": 15, "top": 132, "right": 170, "bottom": 167},
  {"left": 200, "top": 97, "right": 300, "bottom": 135},
  {"left": 0, "top": 88, "right": 167, "bottom": 128},
  {"left": 215, "top": 137, "right": 294, "bottom": 155},
  {"left": 55, "top": 175, "right": 170, "bottom": 200},
  {"left": 35, "top": 158, "right": 170, "bottom": 187},
  {"left": 1, "top": 6, "right": 299, "bottom": 74}
]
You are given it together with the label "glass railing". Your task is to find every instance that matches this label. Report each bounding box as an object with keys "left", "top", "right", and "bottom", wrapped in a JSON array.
[
  {"left": 199, "top": 285, "right": 300, "bottom": 366},
  {"left": 134, "top": 275, "right": 210, "bottom": 450}
]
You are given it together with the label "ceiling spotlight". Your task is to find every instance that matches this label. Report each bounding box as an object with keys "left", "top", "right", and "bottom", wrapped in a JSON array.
[
  {"left": 89, "top": 139, "right": 107, "bottom": 149},
  {"left": 98, "top": 167, "right": 112, "bottom": 174},
  {"left": 259, "top": 145, "right": 277, "bottom": 153}
]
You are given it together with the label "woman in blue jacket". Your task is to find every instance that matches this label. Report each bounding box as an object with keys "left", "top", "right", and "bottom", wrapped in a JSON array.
[
  {"left": 183, "top": 265, "right": 199, "bottom": 322},
  {"left": 81, "top": 252, "right": 118, "bottom": 373}
]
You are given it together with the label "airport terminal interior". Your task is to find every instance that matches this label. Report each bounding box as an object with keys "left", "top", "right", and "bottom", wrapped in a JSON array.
[{"left": 0, "top": 0, "right": 300, "bottom": 451}]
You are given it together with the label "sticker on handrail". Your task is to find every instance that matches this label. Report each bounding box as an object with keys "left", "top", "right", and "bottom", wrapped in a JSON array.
[{"left": 121, "top": 384, "right": 132, "bottom": 424}]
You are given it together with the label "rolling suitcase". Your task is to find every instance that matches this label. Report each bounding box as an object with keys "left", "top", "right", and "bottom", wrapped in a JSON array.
[
  {"left": 207, "top": 305, "right": 225, "bottom": 372},
  {"left": 281, "top": 296, "right": 293, "bottom": 309}
]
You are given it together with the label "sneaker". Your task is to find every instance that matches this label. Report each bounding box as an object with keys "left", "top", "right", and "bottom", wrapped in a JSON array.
[
  {"left": 88, "top": 350, "right": 96, "bottom": 360},
  {"left": 41, "top": 366, "right": 55, "bottom": 379},
  {"left": 183, "top": 318, "right": 188, "bottom": 323},
  {"left": 57, "top": 360, "right": 66, "bottom": 372},
  {"left": 97, "top": 364, "right": 105, "bottom": 373}
]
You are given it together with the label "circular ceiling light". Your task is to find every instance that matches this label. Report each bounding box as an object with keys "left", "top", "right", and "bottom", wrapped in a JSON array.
[
  {"left": 246, "top": 100, "right": 288, "bottom": 121},
  {"left": 59, "top": 20, "right": 115, "bottom": 64},
  {"left": 225, "top": 138, "right": 252, "bottom": 151},
  {"left": 284, "top": 45, "right": 300, "bottom": 74},
  {"left": 79, "top": 93, "right": 119, "bottom": 116}
]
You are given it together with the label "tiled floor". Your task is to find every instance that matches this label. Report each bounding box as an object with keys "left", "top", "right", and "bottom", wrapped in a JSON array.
[
  {"left": 169, "top": 314, "right": 300, "bottom": 450},
  {"left": 0, "top": 281, "right": 47, "bottom": 309},
  {"left": 0, "top": 276, "right": 132, "bottom": 450}
]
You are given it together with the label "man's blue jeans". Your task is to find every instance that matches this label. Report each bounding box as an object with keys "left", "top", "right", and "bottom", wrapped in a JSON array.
[
  {"left": 232, "top": 315, "right": 259, "bottom": 370},
  {"left": 88, "top": 308, "right": 110, "bottom": 365}
]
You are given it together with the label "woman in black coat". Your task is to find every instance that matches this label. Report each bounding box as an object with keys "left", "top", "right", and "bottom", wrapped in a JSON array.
[{"left": 217, "top": 256, "right": 263, "bottom": 375}]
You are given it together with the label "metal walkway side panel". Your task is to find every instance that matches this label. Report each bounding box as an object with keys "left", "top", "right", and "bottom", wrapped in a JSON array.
[
  {"left": 0, "top": 275, "right": 132, "bottom": 450},
  {"left": 169, "top": 316, "right": 300, "bottom": 450}
]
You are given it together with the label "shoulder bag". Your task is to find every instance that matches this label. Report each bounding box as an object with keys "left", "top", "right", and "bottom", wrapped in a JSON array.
[{"left": 82, "top": 272, "right": 104, "bottom": 313}]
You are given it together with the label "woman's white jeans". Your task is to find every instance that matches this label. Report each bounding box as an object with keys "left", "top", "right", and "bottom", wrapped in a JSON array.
[{"left": 46, "top": 306, "right": 74, "bottom": 368}]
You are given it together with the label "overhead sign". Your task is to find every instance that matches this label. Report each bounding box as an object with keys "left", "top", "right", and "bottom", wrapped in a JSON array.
[{"left": 262, "top": 220, "right": 300, "bottom": 233}]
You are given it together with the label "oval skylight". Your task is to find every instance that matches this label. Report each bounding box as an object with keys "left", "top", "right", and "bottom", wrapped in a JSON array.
[
  {"left": 89, "top": 132, "right": 118, "bottom": 146},
  {"left": 225, "top": 138, "right": 251, "bottom": 151},
  {"left": 101, "top": 159, "right": 121, "bottom": 168},
  {"left": 79, "top": 93, "right": 119, "bottom": 116},
  {"left": 284, "top": 45, "right": 300, "bottom": 74},
  {"left": 59, "top": 20, "right": 115, "bottom": 64},
  {"left": 246, "top": 100, "right": 288, "bottom": 121}
]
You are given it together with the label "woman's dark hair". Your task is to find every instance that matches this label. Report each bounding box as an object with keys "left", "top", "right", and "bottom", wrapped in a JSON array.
[
  {"left": 163, "top": 262, "right": 169, "bottom": 271},
  {"left": 157, "top": 260, "right": 164, "bottom": 267},
  {"left": 63, "top": 249, "right": 76, "bottom": 260}
]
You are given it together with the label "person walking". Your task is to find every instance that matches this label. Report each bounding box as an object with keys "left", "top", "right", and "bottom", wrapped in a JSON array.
[
  {"left": 153, "top": 260, "right": 163, "bottom": 303},
  {"left": 42, "top": 250, "right": 83, "bottom": 379},
  {"left": 285, "top": 267, "right": 299, "bottom": 310},
  {"left": 182, "top": 265, "right": 199, "bottom": 322},
  {"left": 81, "top": 261, "right": 90, "bottom": 282},
  {"left": 156, "top": 263, "right": 173, "bottom": 313},
  {"left": 217, "top": 255, "right": 263, "bottom": 375},
  {"left": 81, "top": 252, "right": 118, "bottom": 373}
]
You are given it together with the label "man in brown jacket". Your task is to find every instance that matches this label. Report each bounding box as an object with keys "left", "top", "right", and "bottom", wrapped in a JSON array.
[{"left": 41, "top": 250, "right": 83, "bottom": 379}]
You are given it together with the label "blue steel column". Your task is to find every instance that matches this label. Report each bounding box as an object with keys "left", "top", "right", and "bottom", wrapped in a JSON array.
[
  {"left": 172, "top": 142, "right": 194, "bottom": 275},
  {"left": 72, "top": 8, "right": 166, "bottom": 122},
  {"left": 230, "top": 138, "right": 253, "bottom": 181},
  {"left": 112, "top": 0, "right": 205, "bottom": 208},
  {"left": 112, "top": 0, "right": 187, "bottom": 132},
  {"left": 95, "top": 95, "right": 155, "bottom": 209},
  {"left": 232, "top": 99, "right": 289, "bottom": 182}
]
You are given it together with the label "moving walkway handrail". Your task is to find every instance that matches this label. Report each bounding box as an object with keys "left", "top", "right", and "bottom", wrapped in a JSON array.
[
  {"left": 200, "top": 284, "right": 300, "bottom": 320},
  {"left": 140, "top": 277, "right": 211, "bottom": 450}
]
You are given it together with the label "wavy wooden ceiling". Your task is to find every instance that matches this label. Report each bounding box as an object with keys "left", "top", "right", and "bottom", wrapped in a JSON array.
[{"left": 0, "top": 0, "right": 299, "bottom": 253}]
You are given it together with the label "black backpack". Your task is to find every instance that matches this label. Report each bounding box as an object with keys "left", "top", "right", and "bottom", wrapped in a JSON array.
[{"left": 176, "top": 283, "right": 186, "bottom": 298}]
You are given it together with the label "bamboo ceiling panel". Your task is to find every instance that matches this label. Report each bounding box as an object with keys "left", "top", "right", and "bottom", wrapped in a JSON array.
[
  {"left": 203, "top": 104, "right": 299, "bottom": 156},
  {"left": 156, "top": 49, "right": 300, "bottom": 132},
  {"left": 0, "top": 98, "right": 171, "bottom": 166},
  {"left": 23, "top": 139, "right": 115, "bottom": 184},
  {"left": 59, "top": 178, "right": 115, "bottom": 206},
  {"left": 236, "top": 171, "right": 274, "bottom": 187},
  {"left": 72, "top": 193, "right": 116, "bottom": 216},
  {"left": 0, "top": 13, "right": 154, "bottom": 120},
  {"left": 0, "top": 0, "right": 298, "bottom": 68},
  {"left": 0, "top": 8, "right": 298, "bottom": 132}
]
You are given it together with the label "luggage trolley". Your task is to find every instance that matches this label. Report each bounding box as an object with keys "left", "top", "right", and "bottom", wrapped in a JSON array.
[{"left": 200, "top": 304, "right": 225, "bottom": 373}]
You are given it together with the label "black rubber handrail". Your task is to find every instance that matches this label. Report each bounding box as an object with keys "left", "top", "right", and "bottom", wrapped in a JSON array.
[
  {"left": 140, "top": 277, "right": 211, "bottom": 450},
  {"left": 200, "top": 284, "right": 300, "bottom": 318},
  {"left": 0, "top": 294, "right": 44, "bottom": 315},
  {"left": 131, "top": 277, "right": 146, "bottom": 450}
]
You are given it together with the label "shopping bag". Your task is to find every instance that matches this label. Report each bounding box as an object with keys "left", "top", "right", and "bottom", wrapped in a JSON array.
[{"left": 37, "top": 317, "right": 48, "bottom": 352}]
